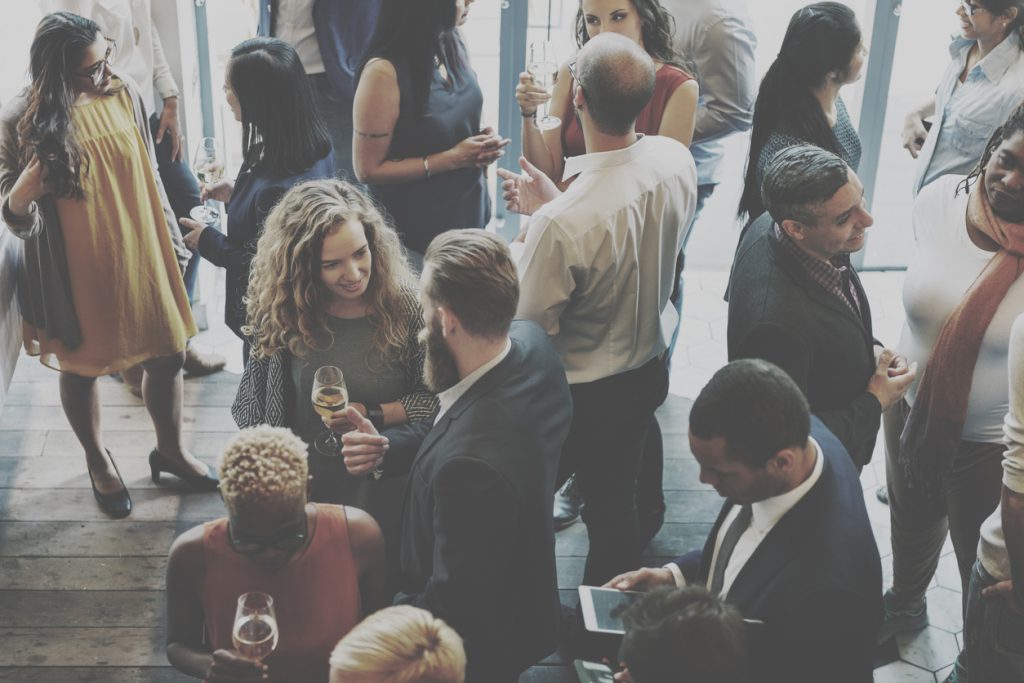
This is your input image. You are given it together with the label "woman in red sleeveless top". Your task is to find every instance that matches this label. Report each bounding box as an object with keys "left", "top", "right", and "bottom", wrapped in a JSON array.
[
  {"left": 516, "top": 0, "right": 698, "bottom": 186},
  {"left": 165, "top": 426, "right": 387, "bottom": 682}
]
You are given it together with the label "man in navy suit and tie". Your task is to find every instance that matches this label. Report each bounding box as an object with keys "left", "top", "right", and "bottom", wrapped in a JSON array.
[
  {"left": 608, "top": 359, "right": 882, "bottom": 683},
  {"left": 341, "top": 229, "right": 572, "bottom": 683}
]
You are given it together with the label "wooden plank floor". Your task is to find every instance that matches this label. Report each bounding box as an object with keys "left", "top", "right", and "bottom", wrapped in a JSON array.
[{"left": 0, "top": 356, "right": 708, "bottom": 682}]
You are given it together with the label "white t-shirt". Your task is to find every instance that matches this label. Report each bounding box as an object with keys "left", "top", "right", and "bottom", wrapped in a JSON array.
[
  {"left": 978, "top": 313, "right": 1024, "bottom": 581},
  {"left": 898, "top": 174, "right": 1024, "bottom": 442}
]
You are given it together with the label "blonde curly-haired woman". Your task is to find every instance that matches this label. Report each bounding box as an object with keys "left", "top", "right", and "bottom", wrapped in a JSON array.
[
  {"left": 233, "top": 179, "right": 438, "bottom": 517},
  {"left": 166, "top": 425, "right": 387, "bottom": 682}
]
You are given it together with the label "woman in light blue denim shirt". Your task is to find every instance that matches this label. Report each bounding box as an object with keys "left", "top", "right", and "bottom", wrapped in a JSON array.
[{"left": 905, "top": 0, "right": 1024, "bottom": 197}]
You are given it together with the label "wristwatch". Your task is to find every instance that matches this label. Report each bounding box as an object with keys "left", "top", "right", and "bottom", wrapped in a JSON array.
[{"left": 365, "top": 403, "right": 385, "bottom": 431}]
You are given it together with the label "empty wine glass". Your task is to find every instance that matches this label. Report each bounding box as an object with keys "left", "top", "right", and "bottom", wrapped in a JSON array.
[
  {"left": 312, "top": 365, "right": 349, "bottom": 455},
  {"left": 232, "top": 592, "right": 279, "bottom": 661},
  {"left": 528, "top": 41, "right": 560, "bottom": 131},
  {"left": 190, "top": 137, "right": 223, "bottom": 225}
]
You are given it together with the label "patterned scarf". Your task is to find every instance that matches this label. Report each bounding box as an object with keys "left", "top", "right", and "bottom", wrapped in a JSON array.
[{"left": 899, "top": 174, "right": 1024, "bottom": 497}]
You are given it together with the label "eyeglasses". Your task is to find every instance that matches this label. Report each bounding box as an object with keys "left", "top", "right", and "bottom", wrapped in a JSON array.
[
  {"left": 228, "top": 518, "right": 308, "bottom": 555},
  {"left": 74, "top": 38, "right": 116, "bottom": 87},
  {"left": 960, "top": 1, "right": 988, "bottom": 16}
]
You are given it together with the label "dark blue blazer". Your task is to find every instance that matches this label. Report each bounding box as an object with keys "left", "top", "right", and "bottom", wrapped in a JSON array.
[
  {"left": 259, "top": 0, "right": 382, "bottom": 105},
  {"left": 197, "top": 151, "right": 335, "bottom": 338},
  {"left": 380, "top": 321, "right": 573, "bottom": 682},
  {"left": 677, "top": 418, "right": 883, "bottom": 683}
]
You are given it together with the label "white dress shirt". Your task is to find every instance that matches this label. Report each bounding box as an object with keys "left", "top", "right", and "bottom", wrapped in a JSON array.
[
  {"left": 667, "top": 438, "right": 825, "bottom": 597},
  {"left": 41, "top": 0, "right": 179, "bottom": 113},
  {"left": 662, "top": 0, "right": 757, "bottom": 186},
  {"left": 273, "top": 0, "right": 325, "bottom": 75},
  {"left": 433, "top": 339, "right": 511, "bottom": 425},
  {"left": 512, "top": 135, "right": 697, "bottom": 385}
]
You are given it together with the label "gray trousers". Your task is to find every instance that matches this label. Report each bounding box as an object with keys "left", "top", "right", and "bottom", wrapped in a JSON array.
[{"left": 884, "top": 399, "right": 1004, "bottom": 605}]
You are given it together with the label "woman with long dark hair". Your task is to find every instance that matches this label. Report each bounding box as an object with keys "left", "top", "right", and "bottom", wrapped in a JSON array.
[
  {"left": 738, "top": 2, "right": 866, "bottom": 221},
  {"left": 0, "top": 12, "right": 216, "bottom": 518},
  {"left": 178, "top": 37, "right": 335, "bottom": 355},
  {"left": 352, "top": 0, "right": 507, "bottom": 261},
  {"left": 904, "top": 0, "right": 1024, "bottom": 197},
  {"left": 515, "top": 0, "right": 699, "bottom": 186}
]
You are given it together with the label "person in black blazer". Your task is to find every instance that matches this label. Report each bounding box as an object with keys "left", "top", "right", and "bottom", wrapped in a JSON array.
[
  {"left": 341, "top": 230, "right": 572, "bottom": 683},
  {"left": 727, "top": 144, "right": 914, "bottom": 469},
  {"left": 607, "top": 359, "right": 883, "bottom": 683}
]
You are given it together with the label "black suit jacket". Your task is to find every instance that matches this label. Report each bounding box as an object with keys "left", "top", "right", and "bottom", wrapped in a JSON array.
[
  {"left": 676, "top": 418, "right": 883, "bottom": 683},
  {"left": 380, "top": 321, "right": 572, "bottom": 681},
  {"left": 726, "top": 212, "right": 882, "bottom": 469}
]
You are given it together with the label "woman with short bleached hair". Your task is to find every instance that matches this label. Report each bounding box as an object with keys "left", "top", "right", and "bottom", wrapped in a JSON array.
[
  {"left": 233, "top": 178, "right": 437, "bottom": 517},
  {"left": 329, "top": 605, "right": 466, "bottom": 683},
  {"left": 165, "top": 425, "right": 387, "bottom": 682}
]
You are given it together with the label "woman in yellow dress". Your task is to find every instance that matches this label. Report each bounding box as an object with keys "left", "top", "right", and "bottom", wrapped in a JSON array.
[{"left": 0, "top": 12, "right": 218, "bottom": 518}]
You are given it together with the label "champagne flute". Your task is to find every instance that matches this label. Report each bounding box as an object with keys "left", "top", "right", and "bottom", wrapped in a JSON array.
[
  {"left": 190, "top": 137, "right": 224, "bottom": 225},
  {"left": 232, "top": 592, "right": 279, "bottom": 661},
  {"left": 312, "top": 365, "right": 349, "bottom": 455},
  {"left": 528, "top": 41, "right": 560, "bottom": 131}
]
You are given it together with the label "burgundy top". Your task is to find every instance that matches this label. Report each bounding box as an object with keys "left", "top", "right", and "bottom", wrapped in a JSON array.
[
  {"left": 200, "top": 504, "right": 361, "bottom": 683},
  {"left": 560, "top": 63, "right": 695, "bottom": 160}
]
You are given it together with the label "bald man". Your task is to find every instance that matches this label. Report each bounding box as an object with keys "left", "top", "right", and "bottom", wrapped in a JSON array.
[{"left": 500, "top": 33, "right": 698, "bottom": 584}]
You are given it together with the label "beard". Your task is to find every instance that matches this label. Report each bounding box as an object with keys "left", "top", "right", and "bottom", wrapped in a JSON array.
[{"left": 420, "top": 317, "right": 460, "bottom": 394}]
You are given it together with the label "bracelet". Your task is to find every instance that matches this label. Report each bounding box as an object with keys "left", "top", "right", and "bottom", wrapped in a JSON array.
[
  {"left": 521, "top": 109, "right": 536, "bottom": 118},
  {"left": 365, "top": 404, "right": 385, "bottom": 431},
  {"left": 423, "top": 156, "right": 431, "bottom": 178}
]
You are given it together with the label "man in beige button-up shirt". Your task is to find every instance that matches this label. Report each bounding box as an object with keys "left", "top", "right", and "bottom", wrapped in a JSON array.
[{"left": 500, "top": 33, "right": 697, "bottom": 585}]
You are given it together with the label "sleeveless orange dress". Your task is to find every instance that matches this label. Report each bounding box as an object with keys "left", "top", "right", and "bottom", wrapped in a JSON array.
[{"left": 200, "top": 504, "right": 362, "bottom": 683}]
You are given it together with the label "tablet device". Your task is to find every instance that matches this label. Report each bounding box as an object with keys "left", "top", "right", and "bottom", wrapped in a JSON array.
[
  {"left": 573, "top": 659, "right": 615, "bottom": 683},
  {"left": 578, "top": 585, "right": 643, "bottom": 634}
]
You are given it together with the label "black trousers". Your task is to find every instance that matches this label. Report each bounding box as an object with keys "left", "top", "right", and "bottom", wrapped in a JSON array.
[{"left": 558, "top": 356, "right": 669, "bottom": 586}]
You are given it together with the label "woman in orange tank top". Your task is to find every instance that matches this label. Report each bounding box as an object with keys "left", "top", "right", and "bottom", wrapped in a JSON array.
[
  {"left": 515, "top": 0, "right": 698, "bottom": 186},
  {"left": 165, "top": 426, "right": 387, "bottom": 683}
]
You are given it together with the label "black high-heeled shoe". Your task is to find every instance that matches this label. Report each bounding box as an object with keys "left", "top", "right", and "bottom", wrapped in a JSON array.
[
  {"left": 149, "top": 449, "right": 220, "bottom": 492},
  {"left": 88, "top": 450, "right": 132, "bottom": 519}
]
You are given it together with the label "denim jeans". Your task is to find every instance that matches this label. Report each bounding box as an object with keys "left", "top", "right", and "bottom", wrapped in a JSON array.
[
  {"left": 309, "top": 73, "right": 356, "bottom": 184},
  {"left": 957, "top": 560, "right": 1024, "bottom": 683},
  {"left": 150, "top": 112, "right": 201, "bottom": 305}
]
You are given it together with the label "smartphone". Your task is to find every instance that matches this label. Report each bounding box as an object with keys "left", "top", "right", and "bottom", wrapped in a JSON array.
[
  {"left": 574, "top": 659, "right": 615, "bottom": 683},
  {"left": 578, "top": 585, "right": 644, "bottom": 635}
]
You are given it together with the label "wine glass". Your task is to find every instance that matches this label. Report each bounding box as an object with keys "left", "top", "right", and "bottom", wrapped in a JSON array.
[
  {"left": 312, "top": 365, "right": 349, "bottom": 455},
  {"left": 232, "top": 592, "right": 279, "bottom": 661},
  {"left": 528, "top": 41, "right": 560, "bottom": 131},
  {"left": 190, "top": 137, "right": 224, "bottom": 225}
]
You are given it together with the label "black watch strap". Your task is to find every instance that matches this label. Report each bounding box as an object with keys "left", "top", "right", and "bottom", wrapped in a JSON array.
[{"left": 366, "top": 404, "right": 385, "bottom": 430}]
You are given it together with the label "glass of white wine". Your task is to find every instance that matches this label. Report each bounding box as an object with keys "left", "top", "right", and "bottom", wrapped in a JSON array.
[
  {"left": 190, "top": 137, "right": 224, "bottom": 226},
  {"left": 232, "top": 592, "right": 278, "bottom": 662},
  {"left": 312, "top": 365, "right": 348, "bottom": 456},
  {"left": 528, "top": 41, "right": 560, "bottom": 131}
]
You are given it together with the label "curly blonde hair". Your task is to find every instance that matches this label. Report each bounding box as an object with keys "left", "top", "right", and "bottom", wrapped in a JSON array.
[
  {"left": 243, "top": 178, "right": 416, "bottom": 361},
  {"left": 328, "top": 606, "right": 466, "bottom": 683},
  {"left": 219, "top": 426, "right": 308, "bottom": 511}
]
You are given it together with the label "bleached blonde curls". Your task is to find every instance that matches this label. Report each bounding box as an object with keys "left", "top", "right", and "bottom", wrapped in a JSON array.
[
  {"left": 219, "top": 426, "right": 308, "bottom": 510},
  {"left": 328, "top": 605, "right": 466, "bottom": 683}
]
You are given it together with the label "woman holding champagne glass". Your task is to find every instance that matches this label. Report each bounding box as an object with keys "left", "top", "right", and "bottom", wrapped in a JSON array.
[
  {"left": 178, "top": 37, "right": 335, "bottom": 358},
  {"left": 0, "top": 13, "right": 215, "bottom": 517},
  {"left": 165, "top": 425, "right": 387, "bottom": 682},
  {"left": 515, "top": 0, "right": 698, "bottom": 187},
  {"left": 234, "top": 179, "right": 437, "bottom": 523}
]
